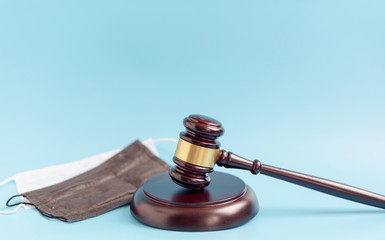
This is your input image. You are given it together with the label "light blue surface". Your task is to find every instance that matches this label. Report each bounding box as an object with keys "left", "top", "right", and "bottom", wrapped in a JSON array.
[{"left": 0, "top": 0, "right": 384, "bottom": 239}]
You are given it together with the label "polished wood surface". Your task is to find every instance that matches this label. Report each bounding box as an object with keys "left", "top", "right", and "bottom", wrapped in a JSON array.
[
  {"left": 130, "top": 172, "right": 258, "bottom": 231},
  {"left": 171, "top": 114, "right": 385, "bottom": 210},
  {"left": 133, "top": 114, "right": 385, "bottom": 232},
  {"left": 218, "top": 151, "right": 385, "bottom": 209},
  {"left": 169, "top": 114, "right": 224, "bottom": 189},
  {"left": 181, "top": 114, "right": 224, "bottom": 147}
]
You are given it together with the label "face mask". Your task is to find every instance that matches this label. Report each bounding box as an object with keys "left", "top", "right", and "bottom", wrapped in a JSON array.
[{"left": 0, "top": 139, "right": 176, "bottom": 222}]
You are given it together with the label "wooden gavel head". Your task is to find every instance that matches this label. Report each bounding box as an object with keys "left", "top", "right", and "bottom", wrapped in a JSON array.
[
  {"left": 135, "top": 115, "right": 385, "bottom": 232},
  {"left": 169, "top": 114, "right": 224, "bottom": 189}
]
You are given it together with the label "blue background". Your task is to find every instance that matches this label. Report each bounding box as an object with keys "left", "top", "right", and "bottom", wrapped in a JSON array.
[{"left": 0, "top": 0, "right": 384, "bottom": 239}]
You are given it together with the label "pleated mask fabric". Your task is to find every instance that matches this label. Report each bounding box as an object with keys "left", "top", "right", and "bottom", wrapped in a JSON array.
[{"left": 5, "top": 140, "right": 170, "bottom": 222}]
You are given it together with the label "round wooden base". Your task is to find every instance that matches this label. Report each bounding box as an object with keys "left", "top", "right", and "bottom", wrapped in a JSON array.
[{"left": 130, "top": 172, "right": 259, "bottom": 231}]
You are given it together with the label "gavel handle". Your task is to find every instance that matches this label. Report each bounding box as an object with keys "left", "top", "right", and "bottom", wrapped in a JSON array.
[{"left": 217, "top": 151, "right": 385, "bottom": 210}]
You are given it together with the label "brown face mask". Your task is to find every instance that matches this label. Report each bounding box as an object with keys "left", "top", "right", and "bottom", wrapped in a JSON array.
[{"left": 6, "top": 141, "right": 170, "bottom": 222}]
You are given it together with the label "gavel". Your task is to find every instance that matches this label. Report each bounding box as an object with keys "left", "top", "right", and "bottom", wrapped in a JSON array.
[{"left": 169, "top": 114, "right": 385, "bottom": 209}]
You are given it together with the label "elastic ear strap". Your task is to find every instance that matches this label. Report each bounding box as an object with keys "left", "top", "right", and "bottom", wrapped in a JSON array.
[
  {"left": 0, "top": 180, "right": 26, "bottom": 214},
  {"left": 0, "top": 204, "right": 25, "bottom": 214},
  {"left": 0, "top": 177, "right": 15, "bottom": 187},
  {"left": 6, "top": 194, "right": 33, "bottom": 207},
  {"left": 5, "top": 194, "right": 68, "bottom": 221}
]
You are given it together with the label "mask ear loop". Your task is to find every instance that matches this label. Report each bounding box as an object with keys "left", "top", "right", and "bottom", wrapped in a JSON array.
[
  {"left": 0, "top": 139, "right": 177, "bottom": 217},
  {"left": 0, "top": 177, "right": 26, "bottom": 214},
  {"left": 0, "top": 177, "right": 15, "bottom": 186},
  {"left": 6, "top": 194, "right": 68, "bottom": 222}
]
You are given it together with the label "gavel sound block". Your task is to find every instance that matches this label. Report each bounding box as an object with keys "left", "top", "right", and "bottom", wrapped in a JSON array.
[{"left": 130, "top": 115, "right": 385, "bottom": 231}]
